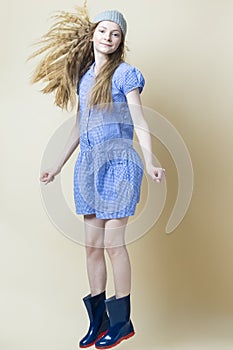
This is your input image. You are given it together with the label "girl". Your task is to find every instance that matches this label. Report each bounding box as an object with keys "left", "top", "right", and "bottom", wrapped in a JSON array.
[{"left": 30, "top": 3, "right": 165, "bottom": 349}]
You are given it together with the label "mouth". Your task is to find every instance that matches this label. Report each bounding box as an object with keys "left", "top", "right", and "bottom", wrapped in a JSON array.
[{"left": 100, "top": 43, "right": 112, "bottom": 47}]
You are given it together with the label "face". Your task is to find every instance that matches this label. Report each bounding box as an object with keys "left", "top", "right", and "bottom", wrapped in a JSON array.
[{"left": 92, "top": 21, "right": 122, "bottom": 56}]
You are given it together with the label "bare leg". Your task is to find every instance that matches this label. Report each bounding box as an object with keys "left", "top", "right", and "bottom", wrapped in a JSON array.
[
  {"left": 104, "top": 217, "right": 131, "bottom": 299},
  {"left": 84, "top": 214, "right": 106, "bottom": 296}
]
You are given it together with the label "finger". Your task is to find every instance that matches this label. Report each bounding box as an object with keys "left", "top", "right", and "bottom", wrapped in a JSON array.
[
  {"left": 40, "top": 173, "right": 48, "bottom": 181},
  {"left": 40, "top": 174, "right": 49, "bottom": 184},
  {"left": 153, "top": 174, "right": 160, "bottom": 182},
  {"left": 156, "top": 171, "right": 163, "bottom": 182},
  {"left": 41, "top": 174, "right": 51, "bottom": 182},
  {"left": 160, "top": 170, "right": 164, "bottom": 179},
  {"left": 40, "top": 177, "right": 48, "bottom": 182},
  {"left": 46, "top": 175, "right": 55, "bottom": 184}
]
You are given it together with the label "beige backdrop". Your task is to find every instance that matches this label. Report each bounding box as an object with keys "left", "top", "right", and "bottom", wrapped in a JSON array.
[{"left": 1, "top": 0, "right": 233, "bottom": 349}]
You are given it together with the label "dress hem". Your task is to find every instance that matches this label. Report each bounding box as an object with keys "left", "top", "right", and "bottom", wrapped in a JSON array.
[{"left": 75, "top": 211, "right": 136, "bottom": 219}]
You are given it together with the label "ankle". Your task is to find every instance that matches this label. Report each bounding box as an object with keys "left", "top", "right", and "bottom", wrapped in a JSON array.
[{"left": 91, "top": 290, "right": 106, "bottom": 297}]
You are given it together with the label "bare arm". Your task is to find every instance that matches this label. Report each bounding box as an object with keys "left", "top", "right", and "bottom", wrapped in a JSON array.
[
  {"left": 40, "top": 109, "right": 80, "bottom": 185},
  {"left": 126, "top": 89, "right": 165, "bottom": 182}
]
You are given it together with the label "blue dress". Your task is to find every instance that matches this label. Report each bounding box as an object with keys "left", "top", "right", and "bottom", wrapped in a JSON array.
[{"left": 73, "top": 62, "right": 145, "bottom": 219}]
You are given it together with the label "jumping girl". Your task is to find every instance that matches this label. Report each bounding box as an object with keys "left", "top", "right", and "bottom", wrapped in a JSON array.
[{"left": 30, "top": 3, "right": 165, "bottom": 349}]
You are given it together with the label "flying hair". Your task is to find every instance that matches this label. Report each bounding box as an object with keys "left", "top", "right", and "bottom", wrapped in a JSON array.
[{"left": 28, "top": 1, "right": 126, "bottom": 111}]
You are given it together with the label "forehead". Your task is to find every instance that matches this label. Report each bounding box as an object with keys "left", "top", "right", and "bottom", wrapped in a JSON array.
[{"left": 97, "top": 20, "right": 121, "bottom": 32}]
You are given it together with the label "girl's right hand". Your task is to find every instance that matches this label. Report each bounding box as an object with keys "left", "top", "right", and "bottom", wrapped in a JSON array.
[{"left": 40, "top": 166, "right": 62, "bottom": 185}]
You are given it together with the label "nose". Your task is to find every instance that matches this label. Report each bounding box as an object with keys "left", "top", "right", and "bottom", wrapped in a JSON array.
[{"left": 104, "top": 31, "right": 111, "bottom": 41}]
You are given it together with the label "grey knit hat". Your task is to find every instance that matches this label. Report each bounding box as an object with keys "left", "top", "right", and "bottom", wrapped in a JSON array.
[{"left": 93, "top": 10, "right": 127, "bottom": 37}]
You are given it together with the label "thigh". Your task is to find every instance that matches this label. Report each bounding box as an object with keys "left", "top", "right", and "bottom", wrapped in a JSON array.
[
  {"left": 104, "top": 217, "right": 129, "bottom": 248},
  {"left": 84, "top": 214, "right": 105, "bottom": 248}
]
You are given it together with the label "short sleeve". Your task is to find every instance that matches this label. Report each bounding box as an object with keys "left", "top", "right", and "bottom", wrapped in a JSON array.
[{"left": 119, "top": 66, "right": 145, "bottom": 96}]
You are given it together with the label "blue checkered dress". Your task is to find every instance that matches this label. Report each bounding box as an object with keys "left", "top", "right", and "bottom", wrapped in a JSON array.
[{"left": 73, "top": 62, "right": 145, "bottom": 219}]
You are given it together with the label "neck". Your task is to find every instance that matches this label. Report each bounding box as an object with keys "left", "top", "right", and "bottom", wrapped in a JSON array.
[{"left": 94, "top": 51, "right": 108, "bottom": 75}]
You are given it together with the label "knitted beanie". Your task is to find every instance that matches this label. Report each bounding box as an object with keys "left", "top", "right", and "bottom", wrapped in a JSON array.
[{"left": 92, "top": 10, "right": 127, "bottom": 37}]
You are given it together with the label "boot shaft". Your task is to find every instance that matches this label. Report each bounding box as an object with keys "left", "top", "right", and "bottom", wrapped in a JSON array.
[
  {"left": 83, "top": 291, "right": 106, "bottom": 323},
  {"left": 105, "top": 294, "right": 131, "bottom": 326}
]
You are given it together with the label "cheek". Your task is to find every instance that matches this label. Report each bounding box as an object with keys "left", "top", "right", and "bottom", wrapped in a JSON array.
[
  {"left": 92, "top": 30, "right": 101, "bottom": 42},
  {"left": 114, "top": 39, "right": 122, "bottom": 49}
]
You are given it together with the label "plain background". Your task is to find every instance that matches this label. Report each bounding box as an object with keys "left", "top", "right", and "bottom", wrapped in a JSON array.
[{"left": 1, "top": 0, "right": 233, "bottom": 349}]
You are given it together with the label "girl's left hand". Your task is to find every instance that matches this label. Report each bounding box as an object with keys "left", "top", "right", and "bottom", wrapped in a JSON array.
[{"left": 147, "top": 165, "right": 166, "bottom": 183}]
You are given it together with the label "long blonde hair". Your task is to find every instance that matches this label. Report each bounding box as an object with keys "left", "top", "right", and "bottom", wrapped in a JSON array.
[{"left": 29, "top": 3, "right": 125, "bottom": 110}]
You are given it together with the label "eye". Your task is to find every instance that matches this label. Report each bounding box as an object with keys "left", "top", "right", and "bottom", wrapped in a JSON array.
[{"left": 112, "top": 33, "right": 120, "bottom": 38}]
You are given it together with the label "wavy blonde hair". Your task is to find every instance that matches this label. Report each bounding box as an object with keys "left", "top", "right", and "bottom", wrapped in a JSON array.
[{"left": 29, "top": 2, "right": 126, "bottom": 110}]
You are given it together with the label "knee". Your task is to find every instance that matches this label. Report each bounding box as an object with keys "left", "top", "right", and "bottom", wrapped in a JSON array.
[
  {"left": 105, "top": 246, "right": 125, "bottom": 260},
  {"left": 86, "top": 246, "right": 104, "bottom": 260}
]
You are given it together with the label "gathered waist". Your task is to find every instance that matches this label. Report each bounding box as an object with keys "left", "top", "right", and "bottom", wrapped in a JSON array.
[{"left": 77, "top": 140, "right": 144, "bottom": 173}]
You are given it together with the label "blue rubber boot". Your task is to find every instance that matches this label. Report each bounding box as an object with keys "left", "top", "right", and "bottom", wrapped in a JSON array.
[
  {"left": 79, "top": 292, "right": 109, "bottom": 348},
  {"left": 95, "top": 294, "right": 135, "bottom": 349}
]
